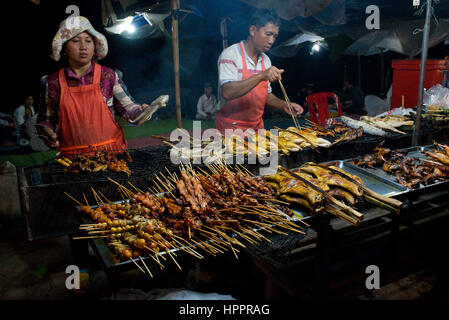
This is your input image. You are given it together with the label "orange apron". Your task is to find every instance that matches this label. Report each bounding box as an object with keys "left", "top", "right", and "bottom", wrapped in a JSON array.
[
  {"left": 215, "top": 42, "right": 268, "bottom": 135},
  {"left": 57, "top": 63, "right": 128, "bottom": 156}
]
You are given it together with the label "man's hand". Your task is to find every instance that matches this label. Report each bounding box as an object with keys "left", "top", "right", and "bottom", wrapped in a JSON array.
[
  {"left": 282, "top": 102, "right": 304, "bottom": 117},
  {"left": 260, "top": 66, "right": 284, "bottom": 83}
]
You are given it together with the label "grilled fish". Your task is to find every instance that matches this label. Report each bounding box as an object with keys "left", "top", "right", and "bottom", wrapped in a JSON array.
[{"left": 341, "top": 116, "right": 387, "bottom": 136}]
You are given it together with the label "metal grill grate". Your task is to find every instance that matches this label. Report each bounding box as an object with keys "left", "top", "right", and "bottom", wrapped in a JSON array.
[{"left": 47, "top": 146, "right": 181, "bottom": 184}]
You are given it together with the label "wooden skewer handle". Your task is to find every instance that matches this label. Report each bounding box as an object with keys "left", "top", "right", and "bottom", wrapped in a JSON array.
[
  {"left": 362, "top": 187, "right": 403, "bottom": 209},
  {"left": 364, "top": 195, "right": 400, "bottom": 215},
  {"left": 325, "top": 206, "right": 359, "bottom": 226},
  {"left": 332, "top": 199, "right": 364, "bottom": 220}
]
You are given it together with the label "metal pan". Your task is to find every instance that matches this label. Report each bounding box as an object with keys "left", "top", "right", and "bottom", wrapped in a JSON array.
[
  {"left": 323, "top": 160, "right": 408, "bottom": 197},
  {"left": 345, "top": 145, "right": 448, "bottom": 192},
  {"left": 75, "top": 197, "right": 307, "bottom": 271}
]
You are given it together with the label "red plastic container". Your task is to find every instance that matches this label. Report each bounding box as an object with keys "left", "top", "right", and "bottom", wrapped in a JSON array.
[{"left": 391, "top": 59, "right": 449, "bottom": 109}]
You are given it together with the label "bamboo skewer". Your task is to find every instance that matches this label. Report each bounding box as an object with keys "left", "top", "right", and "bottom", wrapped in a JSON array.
[
  {"left": 64, "top": 192, "right": 84, "bottom": 207},
  {"left": 166, "top": 249, "right": 182, "bottom": 270},
  {"left": 127, "top": 182, "right": 144, "bottom": 194},
  {"left": 72, "top": 235, "right": 109, "bottom": 240},
  {"left": 138, "top": 256, "right": 153, "bottom": 277},
  {"left": 82, "top": 193, "right": 89, "bottom": 206},
  {"left": 144, "top": 247, "right": 165, "bottom": 269},
  {"left": 171, "top": 238, "right": 204, "bottom": 259},
  {"left": 364, "top": 195, "right": 401, "bottom": 215},
  {"left": 227, "top": 240, "right": 239, "bottom": 259},
  {"left": 278, "top": 79, "right": 300, "bottom": 130},
  {"left": 129, "top": 257, "right": 146, "bottom": 274},
  {"left": 325, "top": 205, "right": 359, "bottom": 226}
]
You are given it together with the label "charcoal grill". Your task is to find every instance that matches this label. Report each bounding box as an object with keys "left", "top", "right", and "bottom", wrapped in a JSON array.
[
  {"left": 47, "top": 146, "right": 181, "bottom": 184},
  {"left": 17, "top": 145, "right": 195, "bottom": 241}
]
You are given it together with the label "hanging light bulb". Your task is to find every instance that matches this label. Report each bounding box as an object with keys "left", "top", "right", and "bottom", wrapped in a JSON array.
[
  {"left": 126, "top": 24, "right": 136, "bottom": 33},
  {"left": 310, "top": 41, "right": 321, "bottom": 55}
]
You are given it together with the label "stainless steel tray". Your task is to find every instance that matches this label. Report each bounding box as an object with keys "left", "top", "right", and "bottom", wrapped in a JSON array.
[
  {"left": 344, "top": 145, "right": 448, "bottom": 192},
  {"left": 322, "top": 160, "right": 408, "bottom": 197},
  {"left": 76, "top": 197, "right": 308, "bottom": 270}
]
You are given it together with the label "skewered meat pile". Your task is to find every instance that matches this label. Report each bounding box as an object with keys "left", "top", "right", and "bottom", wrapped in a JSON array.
[
  {"left": 331, "top": 127, "right": 363, "bottom": 145},
  {"left": 351, "top": 143, "right": 449, "bottom": 189},
  {"left": 264, "top": 163, "right": 402, "bottom": 226},
  {"left": 74, "top": 164, "right": 303, "bottom": 270},
  {"left": 157, "top": 120, "right": 369, "bottom": 164},
  {"left": 422, "top": 106, "right": 449, "bottom": 124},
  {"left": 57, "top": 151, "right": 132, "bottom": 175},
  {"left": 330, "top": 122, "right": 351, "bottom": 134},
  {"left": 157, "top": 127, "right": 334, "bottom": 163}
]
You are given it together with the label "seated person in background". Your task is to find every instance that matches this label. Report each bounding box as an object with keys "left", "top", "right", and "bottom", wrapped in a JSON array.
[
  {"left": 196, "top": 83, "right": 217, "bottom": 120},
  {"left": 0, "top": 112, "right": 17, "bottom": 146},
  {"left": 14, "top": 95, "right": 36, "bottom": 139},
  {"left": 342, "top": 79, "right": 367, "bottom": 115},
  {"left": 297, "top": 82, "right": 315, "bottom": 114}
]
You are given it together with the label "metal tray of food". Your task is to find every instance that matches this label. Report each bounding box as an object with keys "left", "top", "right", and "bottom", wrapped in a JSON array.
[
  {"left": 322, "top": 160, "right": 408, "bottom": 197},
  {"left": 344, "top": 145, "right": 448, "bottom": 192},
  {"left": 76, "top": 199, "right": 308, "bottom": 272}
]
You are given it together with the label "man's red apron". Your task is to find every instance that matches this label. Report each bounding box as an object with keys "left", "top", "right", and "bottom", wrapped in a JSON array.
[
  {"left": 57, "top": 63, "right": 128, "bottom": 156},
  {"left": 215, "top": 42, "right": 268, "bottom": 135}
]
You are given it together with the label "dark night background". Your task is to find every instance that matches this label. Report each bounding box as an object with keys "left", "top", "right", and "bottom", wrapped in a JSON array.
[{"left": 3, "top": 0, "right": 449, "bottom": 119}]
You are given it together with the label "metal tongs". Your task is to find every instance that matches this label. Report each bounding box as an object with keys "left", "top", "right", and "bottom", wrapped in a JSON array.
[{"left": 129, "top": 95, "right": 169, "bottom": 126}]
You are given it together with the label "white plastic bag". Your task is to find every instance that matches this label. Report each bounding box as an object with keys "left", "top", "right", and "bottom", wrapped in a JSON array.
[
  {"left": 423, "top": 84, "right": 449, "bottom": 108},
  {"left": 365, "top": 95, "right": 389, "bottom": 116},
  {"left": 374, "top": 107, "right": 416, "bottom": 118}
]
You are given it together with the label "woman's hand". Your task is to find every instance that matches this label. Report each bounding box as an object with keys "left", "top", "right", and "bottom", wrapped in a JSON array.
[
  {"left": 49, "top": 140, "right": 59, "bottom": 148},
  {"left": 282, "top": 102, "right": 304, "bottom": 117},
  {"left": 138, "top": 104, "right": 150, "bottom": 112},
  {"left": 41, "top": 127, "right": 59, "bottom": 148}
]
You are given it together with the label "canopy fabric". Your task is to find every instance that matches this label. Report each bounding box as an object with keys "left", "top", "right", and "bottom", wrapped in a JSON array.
[
  {"left": 344, "top": 19, "right": 449, "bottom": 57},
  {"left": 239, "top": 0, "right": 345, "bottom": 24}
]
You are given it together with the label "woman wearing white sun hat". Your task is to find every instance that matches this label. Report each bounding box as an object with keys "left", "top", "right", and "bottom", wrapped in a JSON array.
[{"left": 37, "top": 16, "right": 166, "bottom": 156}]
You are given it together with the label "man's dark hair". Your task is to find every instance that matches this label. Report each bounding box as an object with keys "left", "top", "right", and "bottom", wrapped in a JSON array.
[{"left": 249, "top": 9, "right": 281, "bottom": 29}]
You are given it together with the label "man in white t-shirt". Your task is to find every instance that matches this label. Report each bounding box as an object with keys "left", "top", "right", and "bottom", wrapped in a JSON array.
[
  {"left": 196, "top": 83, "right": 217, "bottom": 120},
  {"left": 14, "top": 95, "right": 35, "bottom": 130},
  {"left": 215, "top": 9, "right": 303, "bottom": 134}
]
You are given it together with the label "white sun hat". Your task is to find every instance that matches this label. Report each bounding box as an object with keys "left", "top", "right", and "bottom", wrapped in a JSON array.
[{"left": 51, "top": 16, "right": 108, "bottom": 61}]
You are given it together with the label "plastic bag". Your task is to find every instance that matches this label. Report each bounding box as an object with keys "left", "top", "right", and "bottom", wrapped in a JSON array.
[
  {"left": 423, "top": 84, "right": 449, "bottom": 109},
  {"left": 364, "top": 95, "right": 389, "bottom": 116},
  {"left": 374, "top": 107, "right": 416, "bottom": 118}
]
